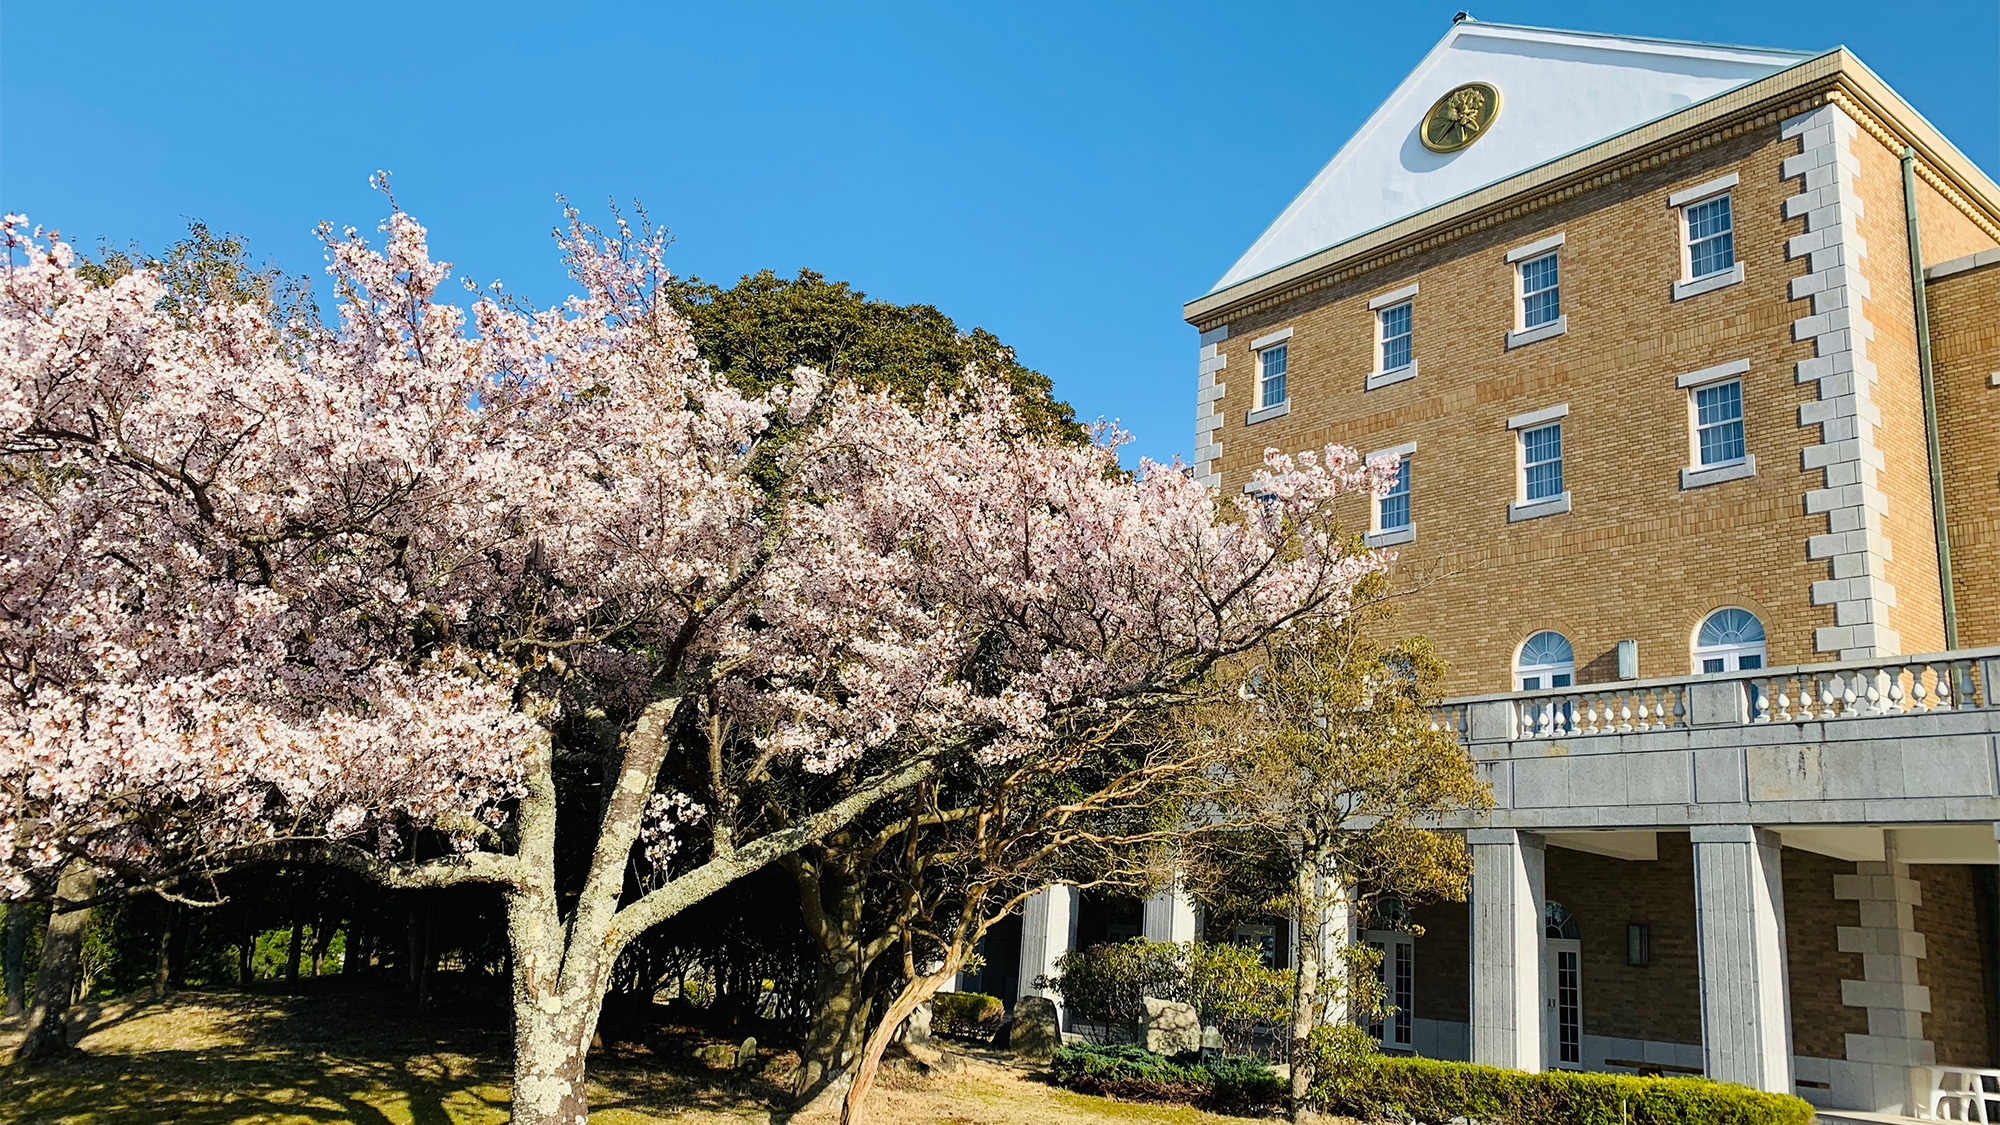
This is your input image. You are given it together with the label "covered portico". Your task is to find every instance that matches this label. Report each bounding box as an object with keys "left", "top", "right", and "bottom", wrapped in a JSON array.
[{"left": 1439, "top": 648, "right": 2000, "bottom": 1117}]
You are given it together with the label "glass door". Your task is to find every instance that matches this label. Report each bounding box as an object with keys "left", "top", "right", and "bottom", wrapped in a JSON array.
[{"left": 1544, "top": 938, "right": 1583, "bottom": 1068}]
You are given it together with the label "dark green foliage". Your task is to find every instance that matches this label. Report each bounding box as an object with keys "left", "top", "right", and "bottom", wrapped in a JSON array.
[
  {"left": 665, "top": 268, "right": 1084, "bottom": 443},
  {"left": 1301, "top": 1034, "right": 1815, "bottom": 1125},
  {"left": 1049, "top": 1042, "right": 1283, "bottom": 1111},
  {"left": 929, "top": 991, "right": 1005, "bottom": 1040},
  {"left": 1038, "top": 939, "right": 1290, "bottom": 1054}
]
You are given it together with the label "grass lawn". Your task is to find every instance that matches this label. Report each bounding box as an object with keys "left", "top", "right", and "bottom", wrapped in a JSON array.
[{"left": 0, "top": 990, "right": 1278, "bottom": 1125}]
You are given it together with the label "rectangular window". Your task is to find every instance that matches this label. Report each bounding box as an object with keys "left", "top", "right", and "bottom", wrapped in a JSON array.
[
  {"left": 1519, "top": 252, "right": 1561, "bottom": 328},
  {"left": 1522, "top": 423, "right": 1563, "bottom": 502},
  {"left": 1685, "top": 194, "right": 1735, "bottom": 279},
  {"left": 1378, "top": 301, "right": 1412, "bottom": 372},
  {"left": 1378, "top": 457, "right": 1411, "bottom": 532},
  {"left": 1257, "top": 343, "right": 1287, "bottom": 409},
  {"left": 1694, "top": 379, "right": 1746, "bottom": 466}
]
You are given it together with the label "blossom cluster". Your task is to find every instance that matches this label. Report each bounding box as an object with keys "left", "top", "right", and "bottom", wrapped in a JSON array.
[{"left": 0, "top": 201, "right": 1387, "bottom": 894}]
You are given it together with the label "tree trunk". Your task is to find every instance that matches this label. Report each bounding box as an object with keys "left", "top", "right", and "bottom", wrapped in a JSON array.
[
  {"left": 285, "top": 918, "right": 304, "bottom": 984},
  {"left": 344, "top": 921, "right": 365, "bottom": 977},
  {"left": 797, "top": 953, "right": 873, "bottom": 1099},
  {"left": 153, "top": 903, "right": 175, "bottom": 999},
  {"left": 792, "top": 858, "right": 877, "bottom": 1102},
  {"left": 511, "top": 992, "right": 595, "bottom": 1125},
  {"left": 840, "top": 956, "right": 964, "bottom": 1125},
  {"left": 1288, "top": 854, "right": 1325, "bottom": 1119},
  {"left": 310, "top": 916, "right": 333, "bottom": 977},
  {"left": 4, "top": 902, "right": 29, "bottom": 1017},
  {"left": 238, "top": 912, "right": 255, "bottom": 986},
  {"left": 14, "top": 862, "right": 97, "bottom": 1064}
]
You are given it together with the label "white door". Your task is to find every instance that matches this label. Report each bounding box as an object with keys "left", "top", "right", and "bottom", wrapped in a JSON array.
[
  {"left": 1365, "top": 932, "right": 1414, "bottom": 1050},
  {"left": 1544, "top": 938, "right": 1583, "bottom": 1069}
]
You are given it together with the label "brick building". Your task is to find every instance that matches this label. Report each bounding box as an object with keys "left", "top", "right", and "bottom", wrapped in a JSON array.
[{"left": 966, "top": 20, "right": 2000, "bottom": 1122}]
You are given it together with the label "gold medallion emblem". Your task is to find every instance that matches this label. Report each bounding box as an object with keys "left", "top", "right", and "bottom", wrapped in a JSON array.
[{"left": 1420, "top": 82, "right": 1500, "bottom": 153}]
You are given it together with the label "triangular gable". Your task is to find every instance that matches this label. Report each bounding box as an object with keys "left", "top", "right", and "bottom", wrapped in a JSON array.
[{"left": 1212, "top": 22, "right": 1814, "bottom": 293}]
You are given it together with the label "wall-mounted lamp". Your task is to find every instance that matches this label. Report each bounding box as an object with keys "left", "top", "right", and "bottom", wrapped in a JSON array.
[
  {"left": 1617, "top": 639, "right": 1639, "bottom": 680},
  {"left": 1627, "top": 923, "right": 1651, "bottom": 966}
]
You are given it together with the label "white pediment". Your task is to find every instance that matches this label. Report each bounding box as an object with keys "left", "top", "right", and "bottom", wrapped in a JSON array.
[{"left": 1212, "top": 22, "right": 1814, "bottom": 292}]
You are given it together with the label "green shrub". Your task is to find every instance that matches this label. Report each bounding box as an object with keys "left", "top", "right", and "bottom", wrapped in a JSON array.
[
  {"left": 1300, "top": 1035, "right": 1814, "bottom": 1125},
  {"left": 1050, "top": 1042, "right": 1283, "bottom": 1111},
  {"left": 1038, "top": 939, "right": 1290, "bottom": 1054},
  {"left": 930, "top": 991, "right": 1005, "bottom": 1040}
]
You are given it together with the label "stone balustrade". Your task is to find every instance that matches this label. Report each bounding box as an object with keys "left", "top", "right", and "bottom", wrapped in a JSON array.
[
  {"left": 1437, "top": 646, "right": 2000, "bottom": 744},
  {"left": 1424, "top": 646, "right": 2000, "bottom": 832}
]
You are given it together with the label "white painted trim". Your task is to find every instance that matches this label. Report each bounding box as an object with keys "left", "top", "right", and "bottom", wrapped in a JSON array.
[
  {"left": 1676, "top": 358, "right": 1751, "bottom": 388},
  {"left": 1507, "top": 403, "right": 1570, "bottom": 430},
  {"left": 1506, "top": 316, "right": 1568, "bottom": 350},
  {"left": 1508, "top": 491, "right": 1572, "bottom": 522},
  {"left": 1669, "top": 172, "right": 1740, "bottom": 208},
  {"left": 1365, "top": 526, "right": 1416, "bottom": 548},
  {"left": 1250, "top": 327, "right": 1294, "bottom": 350},
  {"left": 1673, "top": 261, "right": 1745, "bottom": 300},
  {"left": 1245, "top": 400, "right": 1290, "bottom": 425},
  {"left": 1505, "top": 232, "right": 1566, "bottom": 263},
  {"left": 1681, "top": 454, "right": 1757, "bottom": 490},
  {"left": 1365, "top": 360, "right": 1418, "bottom": 391},
  {"left": 1368, "top": 282, "right": 1420, "bottom": 310},
  {"left": 1367, "top": 440, "right": 1418, "bottom": 463}
]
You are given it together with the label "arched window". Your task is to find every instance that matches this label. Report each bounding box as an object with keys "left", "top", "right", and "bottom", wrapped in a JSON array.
[
  {"left": 1515, "top": 631, "right": 1574, "bottom": 690},
  {"left": 1544, "top": 900, "right": 1580, "bottom": 940},
  {"left": 1694, "top": 608, "right": 1766, "bottom": 673}
]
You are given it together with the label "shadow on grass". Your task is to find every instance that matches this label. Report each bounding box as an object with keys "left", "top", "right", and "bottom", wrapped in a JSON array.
[{"left": 0, "top": 988, "right": 796, "bottom": 1125}]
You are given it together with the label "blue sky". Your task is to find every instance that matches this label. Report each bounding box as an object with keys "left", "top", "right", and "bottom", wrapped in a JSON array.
[{"left": 4, "top": 1, "right": 1994, "bottom": 467}]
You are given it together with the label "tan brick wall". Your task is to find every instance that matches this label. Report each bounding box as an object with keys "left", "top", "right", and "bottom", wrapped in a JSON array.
[
  {"left": 1848, "top": 133, "right": 1947, "bottom": 653},
  {"left": 1916, "top": 176, "right": 2000, "bottom": 265},
  {"left": 1914, "top": 864, "right": 1999, "bottom": 1067},
  {"left": 1209, "top": 124, "right": 1830, "bottom": 693},
  {"left": 1410, "top": 898, "right": 1469, "bottom": 1024},
  {"left": 1546, "top": 835, "right": 1702, "bottom": 1046},
  {"left": 1782, "top": 847, "right": 1870, "bottom": 1059},
  {"left": 1929, "top": 261, "right": 2000, "bottom": 646}
]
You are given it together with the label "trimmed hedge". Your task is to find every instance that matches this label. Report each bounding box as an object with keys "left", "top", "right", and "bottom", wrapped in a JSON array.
[
  {"left": 1305, "top": 1052, "right": 1815, "bottom": 1125},
  {"left": 1050, "top": 1042, "right": 1283, "bottom": 1111},
  {"left": 930, "top": 991, "right": 1005, "bottom": 1040}
]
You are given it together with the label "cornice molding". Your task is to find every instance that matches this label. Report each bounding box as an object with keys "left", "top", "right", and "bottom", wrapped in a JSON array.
[{"left": 1185, "top": 51, "right": 2000, "bottom": 331}]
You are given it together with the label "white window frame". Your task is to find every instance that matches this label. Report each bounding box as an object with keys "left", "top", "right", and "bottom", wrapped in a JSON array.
[
  {"left": 1366, "top": 283, "right": 1419, "bottom": 390},
  {"left": 1506, "top": 404, "right": 1571, "bottom": 521},
  {"left": 1245, "top": 327, "right": 1292, "bottom": 425},
  {"left": 1675, "top": 359, "right": 1757, "bottom": 489},
  {"left": 1364, "top": 930, "right": 1415, "bottom": 1050},
  {"left": 1693, "top": 607, "right": 1767, "bottom": 674},
  {"left": 1515, "top": 630, "right": 1576, "bottom": 690},
  {"left": 1670, "top": 174, "right": 1744, "bottom": 300},
  {"left": 1505, "top": 232, "right": 1568, "bottom": 348},
  {"left": 1364, "top": 441, "right": 1417, "bottom": 547}
]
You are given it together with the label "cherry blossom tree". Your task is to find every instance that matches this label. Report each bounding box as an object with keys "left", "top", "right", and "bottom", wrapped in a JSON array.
[{"left": 0, "top": 196, "right": 1390, "bottom": 1122}]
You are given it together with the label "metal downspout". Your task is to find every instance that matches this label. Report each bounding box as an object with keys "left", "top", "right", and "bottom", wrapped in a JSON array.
[{"left": 1902, "top": 146, "right": 1959, "bottom": 650}]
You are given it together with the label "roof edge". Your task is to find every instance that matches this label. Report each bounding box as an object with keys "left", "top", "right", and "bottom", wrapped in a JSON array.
[{"left": 1185, "top": 48, "right": 2000, "bottom": 328}]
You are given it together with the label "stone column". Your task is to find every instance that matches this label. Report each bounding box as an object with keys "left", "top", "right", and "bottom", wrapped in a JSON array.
[
  {"left": 1018, "top": 885, "right": 1079, "bottom": 1019},
  {"left": 1468, "top": 828, "right": 1545, "bottom": 1071},
  {"left": 1692, "top": 825, "right": 1793, "bottom": 1093},
  {"left": 1142, "top": 879, "right": 1199, "bottom": 944},
  {"left": 1834, "top": 831, "right": 1933, "bottom": 1115},
  {"left": 1320, "top": 879, "right": 1359, "bottom": 1025}
]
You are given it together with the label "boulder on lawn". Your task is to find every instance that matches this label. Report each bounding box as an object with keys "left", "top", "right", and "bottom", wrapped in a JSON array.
[
  {"left": 1011, "top": 995, "right": 1061, "bottom": 1060},
  {"left": 1142, "top": 996, "right": 1201, "bottom": 1056},
  {"left": 737, "top": 1036, "right": 758, "bottom": 1069},
  {"left": 902, "top": 1000, "right": 934, "bottom": 1047}
]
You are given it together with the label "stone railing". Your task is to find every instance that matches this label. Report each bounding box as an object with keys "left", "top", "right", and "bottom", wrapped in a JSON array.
[{"left": 1436, "top": 646, "right": 2000, "bottom": 744}]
